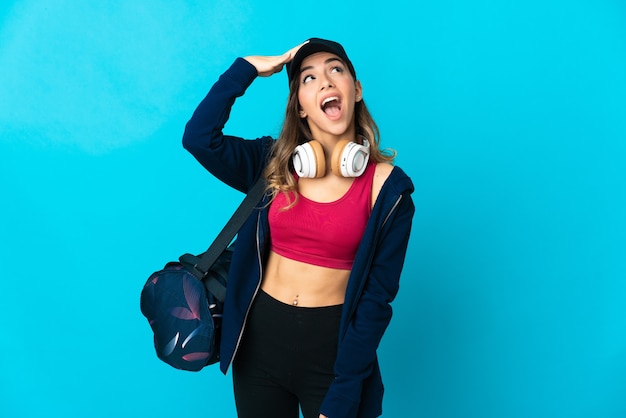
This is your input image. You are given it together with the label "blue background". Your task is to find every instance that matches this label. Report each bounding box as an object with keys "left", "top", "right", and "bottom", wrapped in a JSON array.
[{"left": 1, "top": 1, "right": 625, "bottom": 417}]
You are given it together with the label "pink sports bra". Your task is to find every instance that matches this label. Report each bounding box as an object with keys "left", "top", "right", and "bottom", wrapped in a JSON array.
[{"left": 268, "top": 162, "right": 376, "bottom": 270}]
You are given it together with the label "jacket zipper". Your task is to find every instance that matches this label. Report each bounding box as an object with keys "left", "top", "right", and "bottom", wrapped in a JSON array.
[
  {"left": 227, "top": 211, "right": 263, "bottom": 370},
  {"left": 382, "top": 195, "right": 402, "bottom": 229}
]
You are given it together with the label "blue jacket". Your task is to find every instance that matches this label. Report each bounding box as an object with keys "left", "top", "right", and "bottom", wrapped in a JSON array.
[{"left": 182, "top": 58, "right": 415, "bottom": 418}]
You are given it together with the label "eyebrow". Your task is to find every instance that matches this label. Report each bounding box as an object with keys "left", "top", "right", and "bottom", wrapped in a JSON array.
[{"left": 299, "top": 57, "right": 344, "bottom": 74}]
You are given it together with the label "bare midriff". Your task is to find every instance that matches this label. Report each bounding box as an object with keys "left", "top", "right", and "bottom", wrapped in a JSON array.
[{"left": 261, "top": 250, "right": 350, "bottom": 307}]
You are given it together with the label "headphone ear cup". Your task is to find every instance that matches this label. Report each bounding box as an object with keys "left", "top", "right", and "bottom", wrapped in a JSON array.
[
  {"left": 331, "top": 139, "right": 371, "bottom": 177},
  {"left": 331, "top": 139, "right": 352, "bottom": 177},
  {"left": 293, "top": 140, "right": 326, "bottom": 178}
]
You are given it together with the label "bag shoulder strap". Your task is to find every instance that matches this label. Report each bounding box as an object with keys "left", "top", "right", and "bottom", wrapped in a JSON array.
[{"left": 179, "top": 177, "right": 266, "bottom": 298}]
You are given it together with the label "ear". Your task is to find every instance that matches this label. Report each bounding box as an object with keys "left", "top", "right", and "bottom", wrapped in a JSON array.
[
  {"left": 355, "top": 80, "right": 363, "bottom": 102},
  {"left": 298, "top": 106, "right": 307, "bottom": 118}
]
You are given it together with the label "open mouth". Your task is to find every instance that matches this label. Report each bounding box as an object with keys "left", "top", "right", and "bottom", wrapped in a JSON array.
[{"left": 321, "top": 96, "right": 342, "bottom": 117}]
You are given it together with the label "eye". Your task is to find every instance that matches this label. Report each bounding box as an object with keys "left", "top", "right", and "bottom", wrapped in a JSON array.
[
  {"left": 330, "top": 66, "right": 344, "bottom": 74},
  {"left": 302, "top": 74, "right": 314, "bottom": 84}
]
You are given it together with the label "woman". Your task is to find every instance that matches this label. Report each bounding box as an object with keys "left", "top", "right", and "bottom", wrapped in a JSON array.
[{"left": 182, "top": 38, "right": 414, "bottom": 418}]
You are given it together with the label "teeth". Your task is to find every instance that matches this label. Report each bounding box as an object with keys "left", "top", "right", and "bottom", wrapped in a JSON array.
[{"left": 322, "top": 96, "right": 339, "bottom": 106}]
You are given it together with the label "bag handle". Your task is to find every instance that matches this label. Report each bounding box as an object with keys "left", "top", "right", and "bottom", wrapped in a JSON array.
[{"left": 179, "top": 177, "right": 266, "bottom": 300}]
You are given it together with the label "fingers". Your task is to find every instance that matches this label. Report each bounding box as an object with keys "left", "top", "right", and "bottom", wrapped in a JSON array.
[
  {"left": 245, "top": 40, "right": 310, "bottom": 77},
  {"left": 283, "top": 40, "right": 310, "bottom": 63}
]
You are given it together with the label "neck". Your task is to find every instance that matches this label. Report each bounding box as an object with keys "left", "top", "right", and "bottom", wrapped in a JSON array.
[{"left": 312, "top": 127, "right": 357, "bottom": 152}]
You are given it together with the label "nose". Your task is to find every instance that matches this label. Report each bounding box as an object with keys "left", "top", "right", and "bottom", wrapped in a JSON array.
[{"left": 319, "top": 75, "right": 333, "bottom": 90}]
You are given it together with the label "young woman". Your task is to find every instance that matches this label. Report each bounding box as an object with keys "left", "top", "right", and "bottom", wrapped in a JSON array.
[{"left": 182, "top": 38, "right": 414, "bottom": 418}]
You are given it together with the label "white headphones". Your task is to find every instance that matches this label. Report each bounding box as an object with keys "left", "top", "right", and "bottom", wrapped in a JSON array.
[{"left": 293, "top": 138, "right": 370, "bottom": 178}]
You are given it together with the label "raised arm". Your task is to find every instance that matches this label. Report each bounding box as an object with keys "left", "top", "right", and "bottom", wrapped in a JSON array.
[{"left": 182, "top": 42, "right": 308, "bottom": 192}]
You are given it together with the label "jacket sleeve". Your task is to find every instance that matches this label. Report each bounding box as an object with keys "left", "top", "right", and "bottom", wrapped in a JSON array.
[
  {"left": 320, "top": 193, "right": 415, "bottom": 418},
  {"left": 182, "top": 57, "right": 273, "bottom": 193}
]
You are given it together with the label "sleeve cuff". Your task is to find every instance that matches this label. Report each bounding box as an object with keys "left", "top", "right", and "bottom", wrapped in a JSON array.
[
  {"left": 319, "top": 386, "right": 360, "bottom": 418},
  {"left": 223, "top": 57, "right": 258, "bottom": 91}
]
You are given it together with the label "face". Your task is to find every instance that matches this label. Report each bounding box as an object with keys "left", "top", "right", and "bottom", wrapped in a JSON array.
[{"left": 297, "top": 52, "right": 362, "bottom": 143}]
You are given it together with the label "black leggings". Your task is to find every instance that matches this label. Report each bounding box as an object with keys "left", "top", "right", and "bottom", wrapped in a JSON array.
[{"left": 233, "top": 290, "right": 343, "bottom": 418}]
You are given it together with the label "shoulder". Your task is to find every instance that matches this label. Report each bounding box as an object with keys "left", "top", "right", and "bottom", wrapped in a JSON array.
[
  {"left": 373, "top": 162, "right": 394, "bottom": 189},
  {"left": 374, "top": 162, "right": 394, "bottom": 181},
  {"left": 371, "top": 163, "right": 394, "bottom": 207}
]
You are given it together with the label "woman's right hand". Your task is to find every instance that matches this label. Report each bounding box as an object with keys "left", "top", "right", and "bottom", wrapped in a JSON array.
[{"left": 244, "top": 41, "right": 309, "bottom": 77}]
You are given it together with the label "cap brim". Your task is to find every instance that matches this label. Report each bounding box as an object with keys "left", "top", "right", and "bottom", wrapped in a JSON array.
[{"left": 287, "top": 42, "right": 343, "bottom": 82}]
